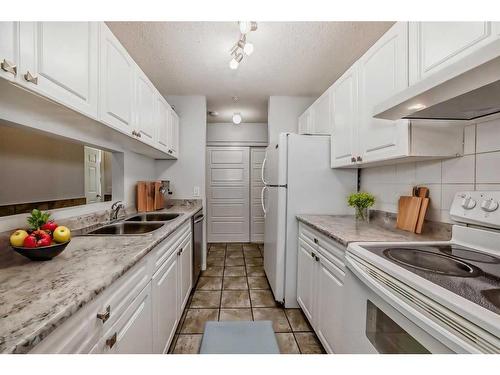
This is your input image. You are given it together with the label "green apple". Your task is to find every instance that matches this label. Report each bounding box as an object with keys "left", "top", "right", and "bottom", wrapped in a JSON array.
[
  {"left": 53, "top": 226, "right": 71, "bottom": 243},
  {"left": 10, "top": 230, "right": 29, "bottom": 247}
]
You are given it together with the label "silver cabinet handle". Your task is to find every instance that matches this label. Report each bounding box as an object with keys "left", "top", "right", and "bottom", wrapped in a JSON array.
[
  {"left": 97, "top": 305, "right": 110, "bottom": 323},
  {"left": 168, "top": 149, "right": 173, "bottom": 154},
  {"left": 356, "top": 156, "right": 362, "bottom": 162},
  {"left": 351, "top": 157, "right": 356, "bottom": 163},
  {"left": 313, "top": 238, "right": 318, "bottom": 244},
  {"left": 1, "top": 59, "right": 17, "bottom": 76},
  {"left": 106, "top": 332, "right": 117, "bottom": 348},
  {"left": 137, "top": 132, "right": 141, "bottom": 138},
  {"left": 131, "top": 130, "right": 136, "bottom": 136},
  {"left": 23, "top": 70, "right": 38, "bottom": 84}
]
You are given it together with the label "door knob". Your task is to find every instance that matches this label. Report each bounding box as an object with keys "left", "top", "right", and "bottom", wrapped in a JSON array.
[
  {"left": 1, "top": 59, "right": 17, "bottom": 76},
  {"left": 23, "top": 70, "right": 38, "bottom": 84}
]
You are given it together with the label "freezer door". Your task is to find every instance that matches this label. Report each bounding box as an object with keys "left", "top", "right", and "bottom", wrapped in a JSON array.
[
  {"left": 263, "top": 185, "right": 287, "bottom": 303},
  {"left": 263, "top": 133, "right": 288, "bottom": 186}
]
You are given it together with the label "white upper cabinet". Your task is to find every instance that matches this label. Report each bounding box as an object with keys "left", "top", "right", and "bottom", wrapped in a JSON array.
[
  {"left": 298, "top": 108, "right": 313, "bottom": 134},
  {"left": 357, "top": 21, "right": 409, "bottom": 164},
  {"left": 155, "top": 95, "right": 170, "bottom": 152},
  {"left": 331, "top": 64, "right": 358, "bottom": 168},
  {"left": 0, "top": 22, "right": 19, "bottom": 82},
  {"left": 99, "top": 23, "right": 135, "bottom": 135},
  {"left": 167, "top": 107, "right": 180, "bottom": 158},
  {"left": 312, "top": 89, "right": 333, "bottom": 135},
  {"left": 135, "top": 68, "right": 157, "bottom": 146},
  {"left": 409, "top": 22, "right": 500, "bottom": 85},
  {"left": 17, "top": 22, "right": 99, "bottom": 118}
]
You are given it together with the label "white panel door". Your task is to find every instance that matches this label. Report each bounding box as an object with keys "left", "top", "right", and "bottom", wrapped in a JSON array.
[
  {"left": 250, "top": 147, "right": 266, "bottom": 243},
  {"left": 152, "top": 251, "right": 178, "bottom": 354},
  {"left": 409, "top": 22, "right": 500, "bottom": 85},
  {"left": 18, "top": 22, "right": 98, "bottom": 118},
  {"left": 358, "top": 22, "right": 410, "bottom": 164},
  {"left": 0, "top": 22, "right": 19, "bottom": 82},
  {"left": 207, "top": 147, "right": 250, "bottom": 242},
  {"left": 99, "top": 23, "right": 135, "bottom": 135},
  {"left": 331, "top": 64, "right": 358, "bottom": 168},
  {"left": 84, "top": 146, "right": 102, "bottom": 203},
  {"left": 135, "top": 68, "right": 156, "bottom": 145}
]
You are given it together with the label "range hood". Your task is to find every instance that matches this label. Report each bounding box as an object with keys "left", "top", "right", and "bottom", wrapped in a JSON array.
[{"left": 374, "top": 44, "right": 500, "bottom": 121}]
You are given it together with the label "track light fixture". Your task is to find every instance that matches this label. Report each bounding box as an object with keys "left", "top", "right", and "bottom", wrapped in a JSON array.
[
  {"left": 232, "top": 113, "right": 242, "bottom": 124},
  {"left": 229, "top": 22, "right": 257, "bottom": 69}
]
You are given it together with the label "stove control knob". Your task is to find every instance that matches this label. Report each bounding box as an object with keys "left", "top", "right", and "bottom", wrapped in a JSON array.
[
  {"left": 461, "top": 195, "right": 476, "bottom": 210},
  {"left": 480, "top": 198, "right": 499, "bottom": 212}
]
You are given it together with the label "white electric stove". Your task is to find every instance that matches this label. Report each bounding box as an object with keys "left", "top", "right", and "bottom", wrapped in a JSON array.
[{"left": 344, "top": 191, "right": 500, "bottom": 354}]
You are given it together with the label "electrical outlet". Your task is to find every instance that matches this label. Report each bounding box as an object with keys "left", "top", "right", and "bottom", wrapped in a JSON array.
[{"left": 193, "top": 186, "right": 200, "bottom": 197}]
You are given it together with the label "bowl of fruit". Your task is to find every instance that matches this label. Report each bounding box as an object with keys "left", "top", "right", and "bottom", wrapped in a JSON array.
[{"left": 9, "top": 209, "right": 72, "bottom": 261}]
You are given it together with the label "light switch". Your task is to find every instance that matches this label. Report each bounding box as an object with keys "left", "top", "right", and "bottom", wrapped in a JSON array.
[{"left": 193, "top": 186, "right": 200, "bottom": 197}]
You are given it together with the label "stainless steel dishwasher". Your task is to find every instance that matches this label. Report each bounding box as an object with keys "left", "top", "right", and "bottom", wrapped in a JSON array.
[{"left": 192, "top": 210, "right": 204, "bottom": 284}]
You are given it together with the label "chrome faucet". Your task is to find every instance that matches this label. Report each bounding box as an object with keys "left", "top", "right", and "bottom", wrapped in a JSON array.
[{"left": 110, "top": 201, "right": 125, "bottom": 222}]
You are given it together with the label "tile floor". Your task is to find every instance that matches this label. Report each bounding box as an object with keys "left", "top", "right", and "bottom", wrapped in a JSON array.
[{"left": 169, "top": 242, "right": 325, "bottom": 354}]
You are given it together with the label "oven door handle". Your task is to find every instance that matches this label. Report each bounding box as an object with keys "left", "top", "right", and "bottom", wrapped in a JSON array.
[{"left": 345, "top": 253, "right": 491, "bottom": 354}]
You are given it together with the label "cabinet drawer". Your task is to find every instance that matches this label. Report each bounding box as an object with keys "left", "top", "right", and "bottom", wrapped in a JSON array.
[
  {"left": 151, "top": 220, "right": 191, "bottom": 273},
  {"left": 299, "top": 222, "right": 346, "bottom": 271}
]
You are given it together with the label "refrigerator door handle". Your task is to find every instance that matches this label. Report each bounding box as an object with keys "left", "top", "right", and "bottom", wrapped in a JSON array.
[
  {"left": 261, "top": 186, "right": 268, "bottom": 217},
  {"left": 261, "top": 156, "right": 268, "bottom": 185}
]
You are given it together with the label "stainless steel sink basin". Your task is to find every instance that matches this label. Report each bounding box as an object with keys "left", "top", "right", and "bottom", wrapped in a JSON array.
[
  {"left": 383, "top": 248, "right": 481, "bottom": 277},
  {"left": 125, "top": 213, "right": 181, "bottom": 222},
  {"left": 86, "top": 222, "right": 164, "bottom": 235}
]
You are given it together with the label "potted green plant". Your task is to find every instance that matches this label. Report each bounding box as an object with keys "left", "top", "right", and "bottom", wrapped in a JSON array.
[{"left": 347, "top": 192, "right": 375, "bottom": 222}]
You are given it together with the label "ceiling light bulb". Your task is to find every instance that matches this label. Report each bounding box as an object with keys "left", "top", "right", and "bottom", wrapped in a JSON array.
[
  {"left": 243, "top": 42, "right": 254, "bottom": 55},
  {"left": 239, "top": 21, "right": 251, "bottom": 34},
  {"left": 229, "top": 52, "right": 243, "bottom": 70},
  {"left": 232, "top": 113, "right": 242, "bottom": 124}
]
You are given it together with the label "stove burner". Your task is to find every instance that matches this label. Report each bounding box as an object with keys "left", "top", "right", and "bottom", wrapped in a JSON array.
[
  {"left": 383, "top": 248, "right": 482, "bottom": 278},
  {"left": 437, "top": 246, "right": 500, "bottom": 264}
]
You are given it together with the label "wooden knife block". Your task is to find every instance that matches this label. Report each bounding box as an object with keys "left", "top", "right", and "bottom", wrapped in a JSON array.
[{"left": 137, "top": 181, "right": 165, "bottom": 212}]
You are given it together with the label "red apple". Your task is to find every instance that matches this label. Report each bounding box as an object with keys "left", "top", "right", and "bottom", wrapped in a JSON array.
[
  {"left": 32, "top": 230, "right": 52, "bottom": 247},
  {"left": 41, "top": 221, "right": 58, "bottom": 233},
  {"left": 23, "top": 235, "right": 37, "bottom": 248}
]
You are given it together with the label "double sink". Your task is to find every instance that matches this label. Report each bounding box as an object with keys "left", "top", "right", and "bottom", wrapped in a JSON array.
[{"left": 84, "top": 213, "right": 181, "bottom": 236}]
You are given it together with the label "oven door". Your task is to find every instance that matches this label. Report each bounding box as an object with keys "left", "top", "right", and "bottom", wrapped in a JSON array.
[{"left": 341, "top": 257, "right": 454, "bottom": 354}]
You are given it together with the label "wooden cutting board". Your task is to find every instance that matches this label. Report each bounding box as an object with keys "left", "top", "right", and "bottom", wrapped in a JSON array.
[
  {"left": 153, "top": 181, "right": 165, "bottom": 210},
  {"left": 137, "top": 181, "right": 148, "bottom": 212},
  {"left": 415, "top": 187, "right": 430, "bottom": 234},
  {"left": 397, "top": 196, "right": 423, "bottom": 233}
]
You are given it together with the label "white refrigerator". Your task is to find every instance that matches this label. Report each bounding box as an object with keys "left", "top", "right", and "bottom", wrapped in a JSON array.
[{"left": 261, "top": 133, "right": 356, "bottom": 308}]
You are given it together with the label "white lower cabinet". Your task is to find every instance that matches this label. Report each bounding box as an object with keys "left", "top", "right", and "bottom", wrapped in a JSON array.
[
  {"left": 91, "top": 283, "right": 153, "bottom": 354},
  {"left": 297, "top": 222, "right": 346, "bottom": 353},
  {"left": 30, "top": 221, "right": 193, "bottom": 354}
]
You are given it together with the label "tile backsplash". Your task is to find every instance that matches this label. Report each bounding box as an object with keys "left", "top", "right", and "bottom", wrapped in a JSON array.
[{"left": 360, "top": 117, "right": 500, "bottom": 223}]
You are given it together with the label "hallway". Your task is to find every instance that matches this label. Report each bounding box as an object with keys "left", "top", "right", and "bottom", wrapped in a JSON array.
[{"left": 169, "top": 243, "right": 325, "bottom": 354}]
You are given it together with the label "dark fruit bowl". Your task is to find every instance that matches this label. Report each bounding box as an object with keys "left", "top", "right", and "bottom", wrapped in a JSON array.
[{"left": 11, "top": 241, "right": 70, "bottom": 261}]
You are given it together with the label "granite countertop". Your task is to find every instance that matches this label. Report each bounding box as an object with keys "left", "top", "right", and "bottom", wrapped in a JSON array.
[
  {"left": 0, "top": 200, "right": 202, "bottom": 354},
  {"left": 296, "top": 212, "right": 452, "bottom": 247}
]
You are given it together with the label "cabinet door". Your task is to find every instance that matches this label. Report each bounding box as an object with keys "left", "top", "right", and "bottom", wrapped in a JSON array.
[
  {"left": 135, "top": 69, "right": 157, "bottom": 145},
  {"left": 331, "top": 64, "right": 358, "bottom": 168},
  {"left": 155, "top": 96, "right": 169, "bottom": 152},
  {"left": 99, "top": 23, "right": 135, "bottom": 135},
  {"left": 409, "top": 22, "right": 500, "bottom": 85},
  {"left": 298, "top": 109, "right": 312, "bottom": 134},
  {"left": 96, "top": 283, "right": 153, "bottom": 354},
  {"left": 152, "top": 251, "right": 178, "bottom": 354},
  {"left": 296, "top": 239, "right": 316, "bottom": 324},
  {"left": 18, "top": 22, "right": 98, "bottom": 118},
  {"left": 358, "top": 22, "right": 409, "bottom": 164},
  {"left": 178, "top": 236, "right": 193, "bottom": 314},
  {"left": 169, "top": 109, "right": 179, "bottom": 158},
  {"left": 316, "top": 255, "right": 345, "bottom": 354},
  {"left": 0, "top": 22, "right": 19, "bottom": 82},
  {"left": 312, "top": 89, "right": 332, "bottom": 135}
]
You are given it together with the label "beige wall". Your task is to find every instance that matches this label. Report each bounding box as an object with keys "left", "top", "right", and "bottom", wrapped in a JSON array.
[
  {"left": 0, "top": 124, "right": 85, "bottom": 205},
  {"left": 360, "top": 117, "right": 500, "bottom": 223}
]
